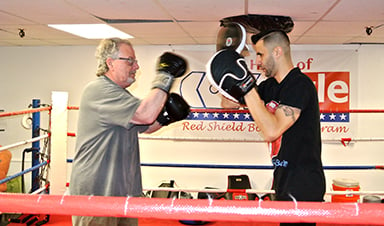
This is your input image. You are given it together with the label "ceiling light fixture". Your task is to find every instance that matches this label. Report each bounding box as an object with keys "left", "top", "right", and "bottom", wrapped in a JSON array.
[{"left": 48, "top": 24, "right": 133, "bottom": 39}]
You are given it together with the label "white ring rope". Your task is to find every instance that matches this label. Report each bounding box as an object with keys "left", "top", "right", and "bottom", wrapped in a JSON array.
[
  {"left": 139, "top": 135, "right": 384, "bottom": 144},
  {"left": 30, "top": 185, "right": 49, "bottom": 195},
  {"left": 144, "top": 187, "right": 274, "bottom": 194},
  {"left": 143, "top": 187, "right": 384, "bottom": 196},
  {"left": 0, "top": 134, "right": 49, "bottom": 152},
  {"left": 139, "top": 135, "right": 264, "bottom": 142}
]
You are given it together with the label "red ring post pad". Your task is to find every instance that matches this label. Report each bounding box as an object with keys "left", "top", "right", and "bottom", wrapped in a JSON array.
[{"left": 1, "top": 194, "right": 384, "bottom": 224}]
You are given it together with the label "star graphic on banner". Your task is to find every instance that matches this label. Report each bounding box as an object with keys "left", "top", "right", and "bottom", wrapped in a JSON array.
[
  {"left": 186, "top": 109, "right": 350, "bottom": 122},
  {"left": 340, "top": 113, "right": 347, "bottom": 120}
]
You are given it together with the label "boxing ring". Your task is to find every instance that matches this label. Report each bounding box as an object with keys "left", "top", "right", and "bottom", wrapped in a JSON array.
[{"left": 1, "top": 91, "right": 384, "bottom": 225}]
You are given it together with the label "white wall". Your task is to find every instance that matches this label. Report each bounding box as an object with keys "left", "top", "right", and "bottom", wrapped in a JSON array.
[{"left": 0, "top": 44, "right": 383, "bottom": 201}]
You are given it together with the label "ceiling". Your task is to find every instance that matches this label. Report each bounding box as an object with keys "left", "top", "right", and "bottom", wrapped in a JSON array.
[{"left": 0, "top": 0, "right": 383, "bottom": 47}]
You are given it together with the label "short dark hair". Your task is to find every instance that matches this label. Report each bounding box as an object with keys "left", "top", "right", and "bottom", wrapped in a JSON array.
[{"left": 251, "top": 29, "right": 290, "bottom": 45}]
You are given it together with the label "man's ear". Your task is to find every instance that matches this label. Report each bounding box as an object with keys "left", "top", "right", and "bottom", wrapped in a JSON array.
[
  {"left": 106, "top": 57, "right": 114, "bottom": 70},
  {"left": 273, "top": 46, "right": 283, "bottom": 58}
]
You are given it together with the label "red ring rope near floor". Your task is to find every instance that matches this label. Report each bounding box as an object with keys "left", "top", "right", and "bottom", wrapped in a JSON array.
[{"left": 0, "top": 193, "right": 383, "bottom": 224}]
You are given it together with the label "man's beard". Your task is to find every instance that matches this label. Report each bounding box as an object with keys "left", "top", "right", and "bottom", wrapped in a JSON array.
[
  {"left": 127, "top": 77, "right": 135, "bottom": 84},
  {"left": 127, "top": 71, "right": 136, "bottom": 84},
  {"left": 263, "top": 56, "right": 275, "bottom": 78}
]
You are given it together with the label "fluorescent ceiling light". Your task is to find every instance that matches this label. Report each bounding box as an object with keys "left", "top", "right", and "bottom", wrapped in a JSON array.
[{"left": 48, "top": 24, "right": 133, "bottom": 39}]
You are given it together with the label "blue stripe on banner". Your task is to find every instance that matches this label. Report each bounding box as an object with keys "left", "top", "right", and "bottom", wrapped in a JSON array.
[
  {"left": 186, "top": 111, "right": 253, "bottom": 121},
  {"left": 320, "top": 113, "right": 349, "bottom": 122},
  {"left": 186, "top": 110, "right": 349, "bottom": 122}
]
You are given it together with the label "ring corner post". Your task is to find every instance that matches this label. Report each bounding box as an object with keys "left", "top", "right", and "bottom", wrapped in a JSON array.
[
  {"left": 31, "top": 99, "right": 40, "bottom": 192},
  {"left": 50, "top": 91, "right": 69, "bottom": 195}
]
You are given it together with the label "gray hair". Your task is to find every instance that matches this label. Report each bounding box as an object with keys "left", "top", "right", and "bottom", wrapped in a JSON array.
[{"left": 95, "top": 38, "right": 132, "bottom": 76}]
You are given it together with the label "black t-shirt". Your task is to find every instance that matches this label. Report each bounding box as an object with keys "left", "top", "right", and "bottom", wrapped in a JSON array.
[{"left": 258, "top": 67, "right": 325, "bottom": 201}]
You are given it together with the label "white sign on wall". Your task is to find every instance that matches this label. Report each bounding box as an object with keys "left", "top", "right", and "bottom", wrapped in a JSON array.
[{"left": 154, "top": 47, "right": 357, "bottom": 142}]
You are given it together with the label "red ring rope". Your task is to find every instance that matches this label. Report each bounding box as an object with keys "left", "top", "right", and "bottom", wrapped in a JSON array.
[
  {"left": 65, "top": 106, "right": 384, "bottom": 114},
  {"left": 67, "top": 132, "right": 76, "bottom": 137},
  {"left": 191, "top": 108, "right": 384, "bottom": 114},
  {"left": 0, "top": 107, "right": 51, "bottom": 118},
  {"left": 322, "top": 109, "right": 384, "bottom": 113},
  {"left": 0, "top": 194, "right": 383, "bottom": 224},
  {"left": 67, "top": 106, "right": 79, "bottom": 110}
]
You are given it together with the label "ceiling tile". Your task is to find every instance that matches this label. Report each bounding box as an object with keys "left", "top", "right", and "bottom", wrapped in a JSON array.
[
  {"left": 324, "top": 0, "right": 384, "bottom": 21},
  {"left": 66, "top": 0, "right": 171, "bottom": 20},
  {"left": 0, "top": 0, "right": 100, "bottom": 24},
  {"left": 0, "top": 0, "right": 383, "bottom": 46},
  {"left": 247, "top": 0, "right": 338, "bottom": 20},
  {"left": 159, "top": 0, "right": 246, "bottom": 21}
]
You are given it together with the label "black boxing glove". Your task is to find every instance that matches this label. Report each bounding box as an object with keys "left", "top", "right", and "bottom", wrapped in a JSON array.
[
  {"left": 216, "top": 22, "right": 247, "bottom": 54},
  {"left": 206, "top": 49, "right": 257, "bottom": 104},
  {"left": 157, "top": 93, "right": 190, "bottom": 126},
  {"left": 157, "top": 52, "right": 187, "bottom": 78},
  {"left": 152, "top": 52, "right": 188, "bottom": 92}
]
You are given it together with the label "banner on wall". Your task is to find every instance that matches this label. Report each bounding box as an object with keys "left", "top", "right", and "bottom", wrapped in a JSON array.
[{"left": 153, "top": 47, "right": 357, "bottom": 142}]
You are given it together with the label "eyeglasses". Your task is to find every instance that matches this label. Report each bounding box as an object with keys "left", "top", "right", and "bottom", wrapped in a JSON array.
[{"left": 117, "top": 57, "right": 138, "bottom": 66}]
